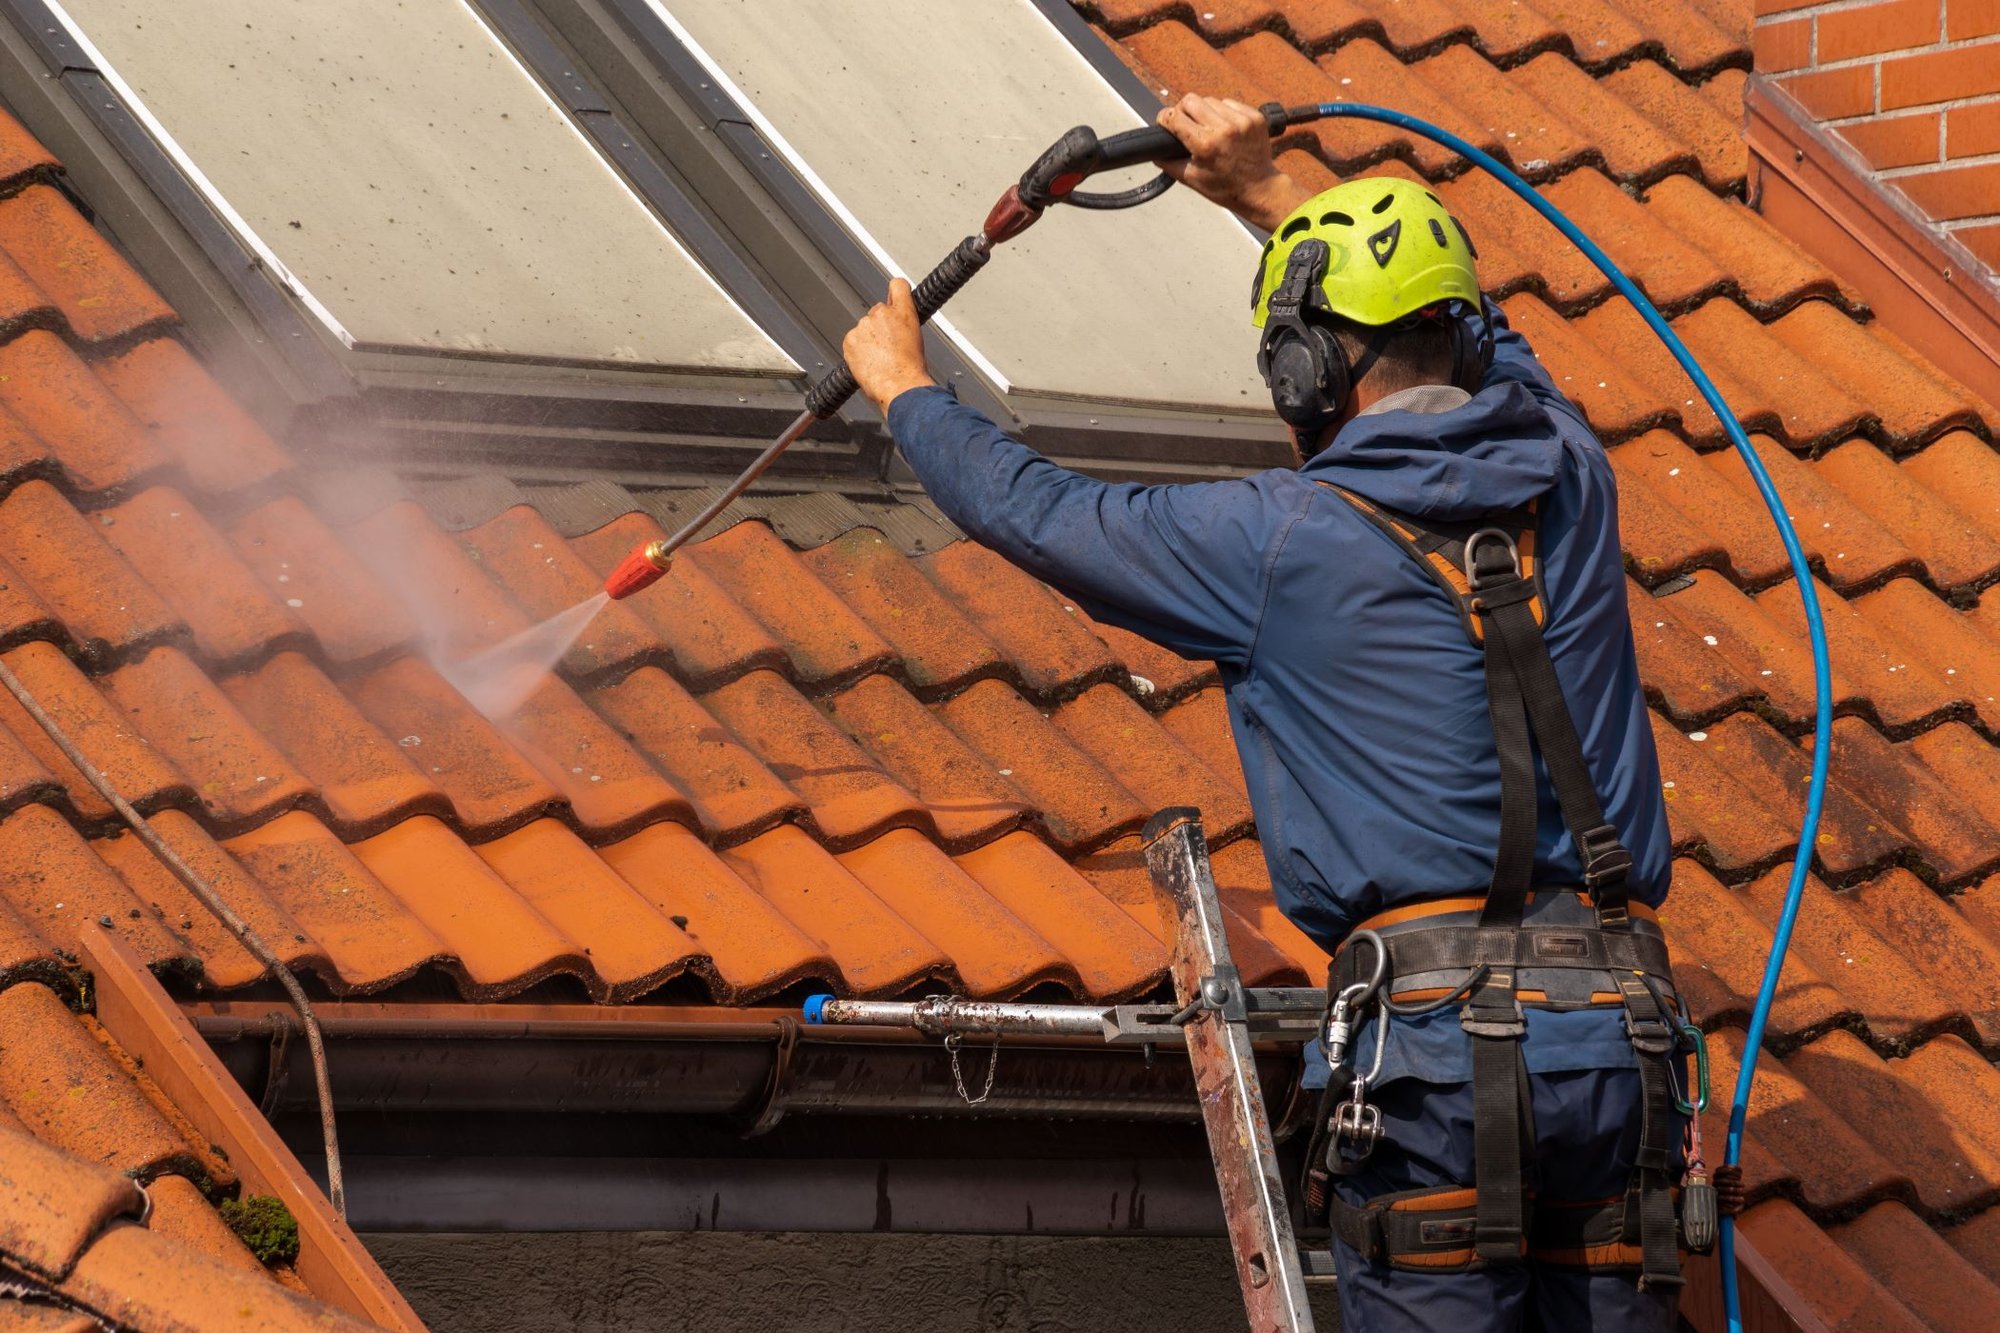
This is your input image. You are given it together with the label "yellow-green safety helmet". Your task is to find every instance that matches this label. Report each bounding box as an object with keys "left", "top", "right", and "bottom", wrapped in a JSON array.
[{"left": 1251, "top": 178, "right": 1480, "bottom": 328}]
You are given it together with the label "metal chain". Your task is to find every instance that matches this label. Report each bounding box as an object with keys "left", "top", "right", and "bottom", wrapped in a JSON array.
[{"left": 943, "top": 1031, "right": 999, "bottom": 1105}]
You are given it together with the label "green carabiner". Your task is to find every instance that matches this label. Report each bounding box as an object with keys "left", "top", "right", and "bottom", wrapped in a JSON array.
[{"left": 1674, "top": 1022, "right": 1709, "bottom": 1115}]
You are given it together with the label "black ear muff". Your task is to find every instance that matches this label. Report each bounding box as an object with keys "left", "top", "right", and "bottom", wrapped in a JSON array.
[
  {"left": 1258, "top": 239, "right": 1350, "bottom": 449},
  {"left": 1264, "top": 323, "right": 1349, "bottom": 435},
  {"left": 1448, "top": 298, "right": 1495, "bottom": 395}
]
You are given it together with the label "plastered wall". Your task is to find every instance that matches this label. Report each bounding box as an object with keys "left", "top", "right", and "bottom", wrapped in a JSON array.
[{"left": 366, "top": 1230, "right": 1344, "bottom": 1332}]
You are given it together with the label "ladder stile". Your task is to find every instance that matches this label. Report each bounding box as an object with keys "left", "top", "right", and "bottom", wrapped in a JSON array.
[{"left": 1144, "top": 807, "right": 1318, "bottom": 1333}]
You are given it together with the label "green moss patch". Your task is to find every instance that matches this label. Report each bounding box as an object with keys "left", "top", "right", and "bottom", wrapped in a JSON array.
[{"left": 219, "top": 1195, "right": 300, "bottom": 1265}]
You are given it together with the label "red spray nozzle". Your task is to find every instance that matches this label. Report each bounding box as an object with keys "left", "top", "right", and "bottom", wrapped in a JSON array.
[
  {"left": 604, "top": 539, "right": 672, "bottom": 600},
  {"left": 982, "top": 185, "right": 1042, "bottom": 245}
]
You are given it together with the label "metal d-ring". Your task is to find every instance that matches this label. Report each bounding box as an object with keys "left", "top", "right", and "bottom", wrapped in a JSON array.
[{"left": 1462, "top": 528, "right": 1520, "bottom": 589}]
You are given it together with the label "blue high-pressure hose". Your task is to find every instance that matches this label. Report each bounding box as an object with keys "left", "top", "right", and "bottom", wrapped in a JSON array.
[
  {"left": 1294, "top": 104, "right": 1834, "bottom": 1330},
  {"left": 801, "top": 99, "right": 1832, "bottom": 1332}
]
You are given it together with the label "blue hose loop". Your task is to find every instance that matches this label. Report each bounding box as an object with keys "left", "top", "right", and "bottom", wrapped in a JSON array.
[{"left": 1304, "top": 103, "right": 1834, "bottom": 1331}]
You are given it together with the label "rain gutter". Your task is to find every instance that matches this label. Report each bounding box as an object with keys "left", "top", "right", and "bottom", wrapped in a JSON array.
[
  {"left": 183, "top": 998, "right": 1278, "bottom": 1125},
  {"left": 183, "top": 997, "right": 1298, "bottom": 1237}
]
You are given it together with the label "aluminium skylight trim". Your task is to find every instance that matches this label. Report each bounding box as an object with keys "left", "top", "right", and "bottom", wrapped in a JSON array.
[{"left": 638, "top": 0, "right": 1013, "bottom": 395}]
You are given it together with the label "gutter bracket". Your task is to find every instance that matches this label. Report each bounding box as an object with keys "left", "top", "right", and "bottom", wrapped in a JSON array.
[{"left": 735, "top": 1013, "right": 800, "bottom": 1138}]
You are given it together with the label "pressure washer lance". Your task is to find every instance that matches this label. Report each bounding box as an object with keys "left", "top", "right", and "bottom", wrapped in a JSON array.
[{"left": 599, "top": 102, "right": 1297, "bottom": 601}]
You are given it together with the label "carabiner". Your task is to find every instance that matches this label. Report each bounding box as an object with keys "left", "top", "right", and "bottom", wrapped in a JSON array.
[{"left": 1672, "top": 1022, "right": 1710, "bottom": 1115}]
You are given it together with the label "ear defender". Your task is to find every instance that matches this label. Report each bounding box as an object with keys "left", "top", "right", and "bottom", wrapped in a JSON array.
[
  {"left": 1257, "top": 239, "right": 1351, "bottom": 447},
  {"left": 1447, "top": 298, "right": 1496, "bottom": 395}
]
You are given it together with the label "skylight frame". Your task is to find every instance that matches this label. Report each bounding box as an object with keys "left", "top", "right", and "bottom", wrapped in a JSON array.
[
  {"left": 562, "top": 0, "right": 1292, "bottom": 477},
  {"left": 637, "top": 0, "right": 1276, "bottom": 414},
  {"left": 37, "top": 0, "right": 811, "bottom": 381}
]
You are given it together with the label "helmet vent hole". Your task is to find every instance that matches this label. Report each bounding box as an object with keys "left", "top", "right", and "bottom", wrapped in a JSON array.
[
  {"left": 1319, "top": 210, "right": 1354, "bottom": 226},
  {"left": 1279, "top": 217, "right": 1312, "bottom": 239},
  {"left": 1429, "top": 218, "right": 1449, "bottom": 247},
  {"left": 1425, "top": 191, "right": 1442, "bottom": 205},
  {"left": 1371, "top": 193, "right": 1394, "bottom": 214}
]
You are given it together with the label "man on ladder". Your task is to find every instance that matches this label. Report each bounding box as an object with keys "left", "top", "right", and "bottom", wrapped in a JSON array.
[{"left": 843, "top": 96, "right": 1697, "bottom": 1331}]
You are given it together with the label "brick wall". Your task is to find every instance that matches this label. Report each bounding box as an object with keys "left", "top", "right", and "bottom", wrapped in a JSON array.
[{"left": 1754, "top": 0, "right": 2000, "bottom": 271}]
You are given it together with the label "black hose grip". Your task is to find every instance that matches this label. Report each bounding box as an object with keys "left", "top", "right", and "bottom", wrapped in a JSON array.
[
  {"left": 1065, "top": 172, "right": 1177, "bottom": 211},
  {"left": 804, "top": 234, "right": 992, "bottom": 420},
  {"left": 911, "top": 233, "right": 991, "bottom": 321},
  {"left": 802, "top": 363, "right": 860, "bottom": 421}
]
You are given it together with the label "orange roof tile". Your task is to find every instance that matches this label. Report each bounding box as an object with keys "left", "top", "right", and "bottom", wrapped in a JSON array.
[
  {"left": 0, "top": 187, "right": 171, "bottom": 346},
  {"left": 93, "top": 338, "right": 290, "bottom": 499},
  {"left": 0, "top": 10, "right": 1991, "bottom": 1325},
  {"left": 0, "top": 979, "right": 375, "bottom": 1326},
  {"left": 56, "top": 1220, "right": 373, "bottom": 1331},
  {"left": 0, "top": 982, "right": 216, "bottom": 1181},
  {"left": 0, "top": 1121, "right": 143, "bottom": 1281}
]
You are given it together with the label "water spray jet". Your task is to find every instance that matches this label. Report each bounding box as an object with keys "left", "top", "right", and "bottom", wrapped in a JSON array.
[{"left": 442, "top": 590, "right": 610, "bottom": 720}]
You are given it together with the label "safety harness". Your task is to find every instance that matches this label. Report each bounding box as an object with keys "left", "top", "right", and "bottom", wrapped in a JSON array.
[{"left": 1303, "top": 485, "right": 1699, "bottom": 1290}]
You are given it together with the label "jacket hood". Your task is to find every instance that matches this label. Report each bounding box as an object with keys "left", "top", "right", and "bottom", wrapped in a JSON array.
[{"left": 1297, "top": 383, "right": 1565, "bottom": 521}]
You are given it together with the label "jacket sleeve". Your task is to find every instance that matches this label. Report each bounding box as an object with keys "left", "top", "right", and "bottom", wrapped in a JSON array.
[
  {"left": 887, "top": 386, "right": 1284, "bottom": 667},
  {"left": 1476, "top": 297, "right": 1587, "bottom": 428}
]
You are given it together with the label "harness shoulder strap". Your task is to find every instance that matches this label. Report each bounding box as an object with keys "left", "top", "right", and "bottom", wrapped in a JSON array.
[
  {"left": 1320, "top": 481, "right": 1678, "bottom": 1288},
  {"left": 1320, "top": 482, "right": 1632, "bottom": 909},
  {"left": 1324, "top": 484, "right": 1546, "bottom": 646}
]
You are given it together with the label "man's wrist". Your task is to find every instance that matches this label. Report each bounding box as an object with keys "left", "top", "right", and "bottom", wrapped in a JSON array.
[
  {"left": 1233, "top": 171, "right": 1312, "bottom": 232},
  {"left": 872, "top": 373, "right": 938, "bottom": 416}
]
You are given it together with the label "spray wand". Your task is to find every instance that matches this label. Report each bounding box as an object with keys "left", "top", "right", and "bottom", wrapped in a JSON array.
[
  {"left": 599, "top": 105, "right": 1290, "bottom": 599},
  {"left": 600, "top": 101, "right": 1832, "bottom": 1333}
]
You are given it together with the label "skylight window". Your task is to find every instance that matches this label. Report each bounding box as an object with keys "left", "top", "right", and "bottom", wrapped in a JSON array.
[
  {"left": 49, "top": 0, "right": 799, "bottom": 376},
  {"left": 648, "top": 0, "right": 1266, "bottom": 413}
]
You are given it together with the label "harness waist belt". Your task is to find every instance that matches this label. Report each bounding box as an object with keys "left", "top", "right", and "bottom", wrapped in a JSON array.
[{"left": 1334, "top": 891, "right": 1673, "bottom": 1004}]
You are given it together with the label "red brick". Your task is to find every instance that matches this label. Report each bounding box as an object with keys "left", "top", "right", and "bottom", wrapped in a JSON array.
[
  {"left": 1753, "top": 16, "right": 1812, "bottom": 72},
  {"left": 1895, "top": 160, "right": 2000, "bottom": 219},
  {"left": 1779, "top": 64, "right": 1878, "bottom": 119},
  {"left": 1948, "top": 98, "right": 2000, "bottom": 157},
  {"left": 1839, "top": 111, "right": 1942, "bottom": 168},
  {"left": 1948, "top": 0, "right": 2000, "bottom": 40},
  {"left": 1757, "top": 0, "right": 1824, "bottom": 16},
  {"left": 1881, "top": 44, "right": 2000, "bottom": 109},
  {"left": 1818, "top": 0, "right": 1941, "bottom": 63}
]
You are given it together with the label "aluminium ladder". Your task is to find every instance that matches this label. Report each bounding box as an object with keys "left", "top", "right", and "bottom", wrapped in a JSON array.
[{"left": 807, "top": 808, "right": 1324, "bottom": 1333}]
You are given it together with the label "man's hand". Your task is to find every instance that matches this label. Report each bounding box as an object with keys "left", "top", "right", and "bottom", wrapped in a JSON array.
[
  {"left": 1156, "top": 94, "right": 1313, "bottom": 232},
  {"left": 843, "top": 278, "right": 935, "bottom": 415}
]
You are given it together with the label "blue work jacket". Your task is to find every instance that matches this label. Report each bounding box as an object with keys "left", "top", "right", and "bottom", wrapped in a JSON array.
[{"left": 887, "top": 305, "right": 1672, "bottom": 1078}]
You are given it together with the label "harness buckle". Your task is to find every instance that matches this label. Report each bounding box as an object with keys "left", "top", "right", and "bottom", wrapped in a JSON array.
[
  {"left": 1462, "top": 528, "right": 1520, "bottom": 590},
  {"left": 1623, "top": 1012, "right": 1676, "bottom": 1057},
  {"left": 1460, "top": 996, "right": 1526, "bottom": 1039},
  {"left": 1576, "top": 823, "right": 1633, "bottom": 890}
]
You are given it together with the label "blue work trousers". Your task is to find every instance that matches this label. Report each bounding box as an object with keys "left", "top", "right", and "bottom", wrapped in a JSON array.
[{"left": 1330, "top": 1067, "right": 1682, "bottom": 1332}]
